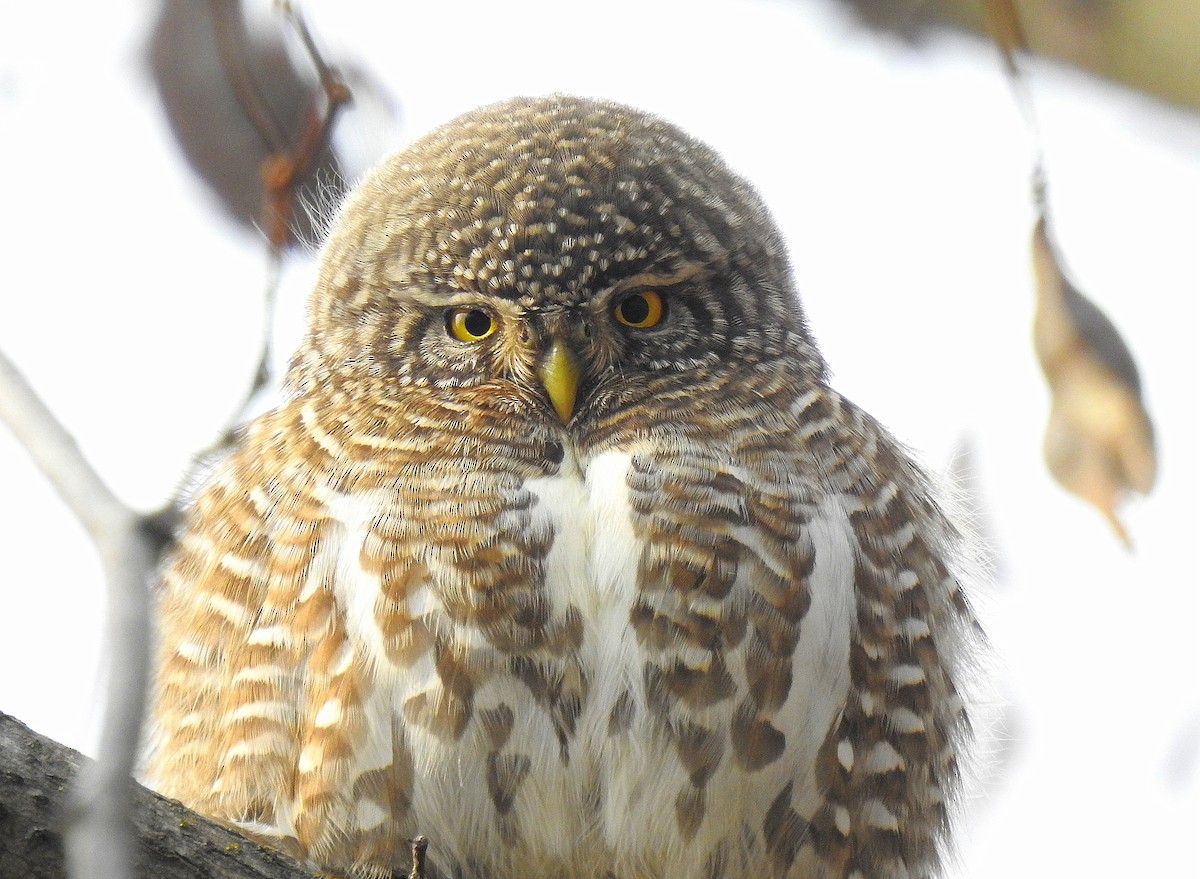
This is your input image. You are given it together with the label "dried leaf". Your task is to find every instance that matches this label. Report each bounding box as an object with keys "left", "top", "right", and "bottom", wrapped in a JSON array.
[
  {"left": 1031, "top": 217, "right": 1156, "bottom": 547},
  {"left": 145, "top": 0, "right": 350, "bottom": 248}
]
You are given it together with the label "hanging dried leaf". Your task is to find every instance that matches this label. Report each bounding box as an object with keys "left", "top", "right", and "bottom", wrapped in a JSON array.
[
  {"left": 145, "top": 0, "right": 352, "bottom": 250},
  {"left": 1031, "top": 217, "right": 1156, "bottom": 547}
]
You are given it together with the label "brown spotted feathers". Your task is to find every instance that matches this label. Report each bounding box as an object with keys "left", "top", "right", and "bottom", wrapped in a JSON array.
[{"left": 146, "top": 95, "right": 979, "bottom": 879}]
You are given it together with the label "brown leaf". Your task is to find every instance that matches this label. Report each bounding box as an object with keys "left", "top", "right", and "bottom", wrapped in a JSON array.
[
  {"left": 145, "top": 0, "right": 349, "bottom": 248},
  {"left": 1031, "top": 217, "right": 1156, "bottom": 547}
]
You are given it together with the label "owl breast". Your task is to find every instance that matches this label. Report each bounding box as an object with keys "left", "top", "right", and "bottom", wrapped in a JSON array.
[{"left": 315, "top": 442, "right": 859, "bottom": 879}]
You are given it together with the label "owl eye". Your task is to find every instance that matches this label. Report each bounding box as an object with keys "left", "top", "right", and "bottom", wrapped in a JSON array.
[
  {"left": 613, "top": 290, "right": 665, "bottom": 328},
  {"left": 447, "top": 307, "right": 497, "bottom": 341}
]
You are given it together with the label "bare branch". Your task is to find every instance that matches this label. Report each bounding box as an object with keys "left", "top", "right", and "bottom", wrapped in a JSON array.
[
  {"left": 0, "top": 712, "right": 313, "bottom": 878},
  {"left": 0, "top": 349, "right": 129, "bottom": 543},
  {"left": 0, "top": 349, "right": 155, "bottom": 879}
]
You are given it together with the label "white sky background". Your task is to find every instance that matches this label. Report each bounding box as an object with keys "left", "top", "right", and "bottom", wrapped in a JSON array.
[{"left": 1, "top": 0, "right": 1198, "bottom": 876}]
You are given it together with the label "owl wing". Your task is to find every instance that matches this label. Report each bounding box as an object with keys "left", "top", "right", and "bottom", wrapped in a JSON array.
[
  {"left": 146, "top": 397, "right": 553, "bottom": 874},
  {"left": 784, "top": 391, "right": 976, "bottom": 877},
  {"left": 620, "top": 387, "right": 976, "bottom": 878},
  {"left": 145, "top": 401, "right": 351, "bottom": 858}
]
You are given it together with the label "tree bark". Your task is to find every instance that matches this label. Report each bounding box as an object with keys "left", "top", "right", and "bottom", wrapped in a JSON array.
[{"left": 0, "top": 711, "right": 314, "bottom": 878}]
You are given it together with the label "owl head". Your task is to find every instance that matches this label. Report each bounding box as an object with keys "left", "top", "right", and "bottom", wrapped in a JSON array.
[{"left": 293, "top": 95, "right": 825, "bottom": 431}]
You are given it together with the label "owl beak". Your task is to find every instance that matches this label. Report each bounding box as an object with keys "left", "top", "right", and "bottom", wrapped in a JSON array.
[{"left": 538, "top": 339, "right": 580, "bottom": 423}]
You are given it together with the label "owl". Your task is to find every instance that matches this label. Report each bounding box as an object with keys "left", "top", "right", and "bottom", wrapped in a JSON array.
[{"left": 146, "top": 95, "right": 978, "bottom": 879}]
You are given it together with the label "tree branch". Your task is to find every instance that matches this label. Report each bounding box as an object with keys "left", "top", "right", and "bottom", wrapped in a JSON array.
[
  {"left": 0, "top": 349, "right": 128, "bottom": 540},
  {"left": 0, "top": 349, "right": 157, "bottom": 879},
  {"left": 0, "top": 713, "right": 315, "bottom": 879}
]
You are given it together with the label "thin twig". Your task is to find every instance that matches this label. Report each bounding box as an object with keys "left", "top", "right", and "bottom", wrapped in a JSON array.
[
  {"left": 981, "top": 0, "right": 1048, "bottom": 215},
  {"left": 208, "top": 0, "right": 290, "bottom": 153},
  {"left": 277, "top": 0, "right": 343, "bottom": 89},
  {"left": 220, "top": 0, "right": 352, "bottom": 433},
  {"left": 0, "top": 348, "right": 156, "bottom": 879},
  {"left": 262, "top": 0, "right": 353, "bottom": 255}
]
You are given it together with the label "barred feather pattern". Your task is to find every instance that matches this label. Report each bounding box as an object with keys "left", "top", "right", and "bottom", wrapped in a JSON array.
[{"left": 146, "top": 95, "right": 978, "bottom": 879}]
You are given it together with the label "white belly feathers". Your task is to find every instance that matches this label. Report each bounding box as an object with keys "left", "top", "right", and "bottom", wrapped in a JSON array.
[{"left": 316, "top": 447, "right": 858, "bottom": 878}]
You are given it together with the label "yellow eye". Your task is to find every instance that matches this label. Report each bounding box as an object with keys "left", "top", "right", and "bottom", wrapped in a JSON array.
[
  {"left": 614, "top": 290, "right": 665, "bottom": 328},
  {"left": 447, "top": 307, "right": 497, "bottom": 341}
]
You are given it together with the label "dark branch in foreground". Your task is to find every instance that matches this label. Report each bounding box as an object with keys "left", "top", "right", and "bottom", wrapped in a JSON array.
[{"left": 0, "top": 713, "right": 315, "bottom": 879}]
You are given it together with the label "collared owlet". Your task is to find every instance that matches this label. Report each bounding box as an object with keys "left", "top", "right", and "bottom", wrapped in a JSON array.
[{"left": 147, "top": 95, "right": 979, "bottom": 879}]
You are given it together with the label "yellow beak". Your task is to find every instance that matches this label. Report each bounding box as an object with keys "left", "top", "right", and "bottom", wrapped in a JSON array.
[{"left": 538, "top": 339, "right": 580, "bottom": 423}]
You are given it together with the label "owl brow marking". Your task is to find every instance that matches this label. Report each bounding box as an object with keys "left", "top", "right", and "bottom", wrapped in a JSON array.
[
  {"left": 403, "top": 266, "right": 707, "bottom": 312},
  {"left": 600, "top": 261, "right": 709, "bottom": 300},
  {"left": 401, "top": 288, "right": 505, "bottom": 309}
]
